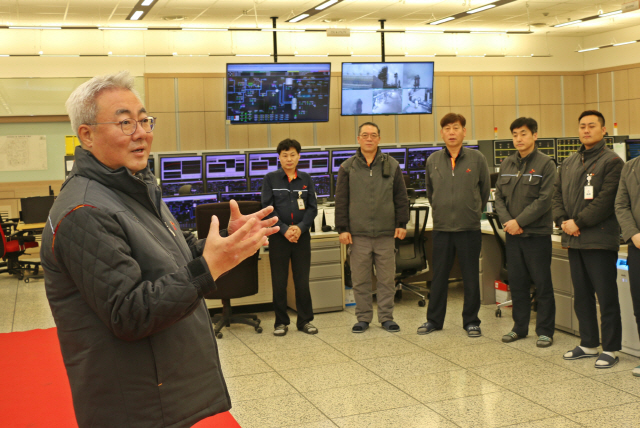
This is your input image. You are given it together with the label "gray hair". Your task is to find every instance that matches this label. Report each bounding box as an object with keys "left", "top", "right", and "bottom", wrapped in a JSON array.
[{"left": 66, "top": 70, "right": 142, "bottom": 140}]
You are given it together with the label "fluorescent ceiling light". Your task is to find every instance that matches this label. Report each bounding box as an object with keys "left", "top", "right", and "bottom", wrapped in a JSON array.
[
  {"left": 430, "top": 17, "right": 455, "bottom": 25},
  {"left": 405, "top": 54, "right": 436, "bottom": 57},
  {"left": 613, "top": 40, "right": 637, "bottom": 46},
  {"left": 599, "top": 10, "right": 622, "bottom": 18},
  {"left": 9, "top": 26, "right": 61, "bottom": 30},
  {"left": 261, "top": 29, "right": 305, "bottom": 32},
  {"left": 182, "top": 28, "right": 228, "bottom": 31},
  {"left": 578, "top": 47, "right": 599, "bottom": 52},
  {"left": 554, "top": 20, "right": 582, "bottom": 28},
  {"left": 99, "top": 27, "right": 148, "bottom": 30},
  {"left": 457, "top": 55, "right": 486, "bottom": 57},
  {"left": 0, "top": 55, "right": 9, "bottom": 57},
  {"left": 141, "top": 0, "right": 154, "bottom": 5},
  {"left": 405, "top": 30, "right": 443, "bottom": 33},
  {"left": 295, "top": 54, "right": 328, "bottom": 56},
  {"left": 130, "top": 11, "right": 144, "bottom": 21},
  {"left": 467, "top": 4, "right": 496, "bottom": 14},
  {"left": 316, "top": 0, "right": 339, "bottom": 10},
  {"left": 289, "top": 14, "right": 310, "bottom": 23}
]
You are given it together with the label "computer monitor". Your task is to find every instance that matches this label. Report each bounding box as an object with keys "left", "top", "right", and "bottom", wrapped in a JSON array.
[
  {"left": 204, "top": 153, "right": 246, "bottom": 179},
  {"left": 406, "top": 146, "right": 442, "bottom": 170},
  {"left": 248, "top": 152, "right": 280, "bottom": 177},
  {"left": 161, "top": 181, "right": 205, "bottom": 197},
  {"left": 20, "top": 196, "right": 55, "bottom": 224},
  {"left": 331, "top": 149, "right": 357, "bottom": 173},
  {"left": 298, "top": 151, "right": 330, "bottom": 174},
  {"left": 311, "top": 174, "right": 331, "bottom": 198},
  {"left": 627, "top": 141, "right": 640, "bottom": 160},
  {"left": 380, "top": 148, "right": 407, "bottom": 170},
  {"left": 465, "top": 145, "right": 479, "bottom": 150},
  {"left": 160, "top": 155, "right": 203, "bottom": 181},
  {"left": 226, "top": 62, "right": 331, "bottom": 124},
  {"left": 206, "top": 178, "right": 248, "bottom": 193},
  {"left": 407, "top": 170, "right": 427, "bottom": 193},
  {"left": 250, "top": 177, "right": 264, "bottom": 191},
  {"left": 162, "top": 194, "right": 219, "bottom": 231},
  {"left": 147, "top": 157, "right": 155, "bottom": 175},
  {"left": 219, "top": 191, "right": 261, "bottom": 202}
]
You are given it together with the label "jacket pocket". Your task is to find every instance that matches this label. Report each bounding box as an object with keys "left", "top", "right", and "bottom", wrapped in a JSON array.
[{"left": 523, "top": 176, "right": 541, "bottom": 198}]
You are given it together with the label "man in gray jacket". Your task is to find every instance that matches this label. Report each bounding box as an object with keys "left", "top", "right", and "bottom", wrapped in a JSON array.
[
  {"left": 418, "top": 113, "right": 490, "bottom": 337},
  {"left": 495, "top": 117, "right": 557, "bottom": 348},
  {"left": 615, "top": 151, "right": 640, "bottom": 377},
  {"left": 335, "top": 122, "right": 409, "bottom": 333},
  {"left": 553, "top": 110, "right": 624, "bottom": 369},
  {"left": 40, "top": 71, "right": 279, "bottom": 427}
]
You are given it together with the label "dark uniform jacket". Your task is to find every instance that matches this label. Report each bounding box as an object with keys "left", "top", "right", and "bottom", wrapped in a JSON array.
[
  {"left": 40, "top": 147, "right": 231, "bottom": 428},
  {"left": 425, "top": 146, "right": 491, "bottom": 232},
  {"left": 494, "top": 147, "right": 557, "bottom": 236},
  {"left": 261, "top": 168, "right": 318, "bottom": 235},
  {"left": 615, "top": 156, "right": 640, "bottom": 243},
  {"left": 552, "top": 139, "right": 624, "bottom": 251},
  {"left": 335, "top": 148, "right": 409, "bottom": 237}
]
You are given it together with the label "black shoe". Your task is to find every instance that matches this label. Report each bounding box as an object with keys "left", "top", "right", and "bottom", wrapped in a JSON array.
[
  {"left": 466, "top": 325, "right": 482, "bottom": 337},
  {"left": 274, "top": 324, "right": 288, "bottom": 336},
  {"left": 417, "top": 321, "right": 437, "bottom": 335}
]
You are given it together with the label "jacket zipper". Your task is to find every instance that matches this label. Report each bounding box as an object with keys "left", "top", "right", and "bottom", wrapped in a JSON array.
[
  {"left": 132, "top": 215, "right": 178, "bottom": 263},
  {"left": 164, "top": 222, "right": 176, "bottom": 237}
]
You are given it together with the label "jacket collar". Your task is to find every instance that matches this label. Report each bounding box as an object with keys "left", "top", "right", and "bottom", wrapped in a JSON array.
[
  {"left": 356, "top": 147, "right": 381, "bottom": 165},
  {"left": 444, "top": 145, "right": 465, "bottom": 160},
  {"left": 516, "top": 146, "right": 538, "bottom": 167},
  {"left": 578, "top": 139, "right": 606, "bottom": 158}
]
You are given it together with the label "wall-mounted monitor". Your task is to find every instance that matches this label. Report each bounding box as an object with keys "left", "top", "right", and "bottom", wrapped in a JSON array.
[
  {"left": 220, "top": 191, "right": 261, "bottom": 202},
  {"left": 311, "top": 174, "right": 331, "bottom": 198},
  {"left": 331, "top": 149, "right": 357, "bottom": 173},
  {"left": 341, "top": 62, "right": 434, "bottom": 116},
  {"left": 380, "top": 147, "right": 407, "bottom": 170},
  {"left": 226, "top": 63, "right": 331, "bottom": 124},
  {"left": 204, "top": 153, "right": 246, "bottom": 179},
  {"left": 627, "top": 141, "right": 640, "bottom": 160},
  {"left": 147, "top": 157, "right": 155, "bottom": 175},
  {"left": 406, "top": 146, "right": 442, "bottom": 170},
  {"left": 248, "top": 152, "right": 280, "bottom": 177},
  {"left": 163, "top": 194, "right": 219, "bottom": 231},
  {"left": 298, "top": 151, "right": 330, "bottom": 174}
]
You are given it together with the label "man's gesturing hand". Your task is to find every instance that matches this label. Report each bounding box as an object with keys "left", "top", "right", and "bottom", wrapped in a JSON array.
[
  {"left": 227, "top": 199, "right": 279, "bottom": 237},
  {"left": 203, "top": 215, "right": 271, "bottom": 280}
]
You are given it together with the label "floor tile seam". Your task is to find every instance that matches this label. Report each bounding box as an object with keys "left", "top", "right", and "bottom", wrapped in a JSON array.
[
  {"left": 562, "top": 400, "right": 640, "bottom": 421},
  {"left": 330, "top": 402, "right": 463, "bottom": 427},
  {"left": 399, "top": 381, "right": 507, "bottom": 405},
  {"left": 230, "top": 390, "right": 334, "bottom": 426},
  {"left": 576, "top": 373, "right": 640, "bottom": 399},
  {"left": 499, "top": 415, "right": 585, "bottom": 428}
]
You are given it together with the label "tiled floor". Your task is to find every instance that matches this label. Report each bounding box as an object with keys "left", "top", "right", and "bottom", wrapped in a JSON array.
[{"left": 3, "top": 274, "right": 640, "bottom": 428}]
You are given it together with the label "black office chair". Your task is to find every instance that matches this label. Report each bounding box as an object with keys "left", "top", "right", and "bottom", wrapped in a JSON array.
[
  {"left": 195, "top": 201, "right": 263, "bottom": 339},
  {"left": 394, "top": 205, "right": 430, "bottom": 307},
  {"left": 0, "top": 216, "right": 42, "bottom": 282},
  {"left": 485, "top": 211, "right": 536, "bottom": 317}
]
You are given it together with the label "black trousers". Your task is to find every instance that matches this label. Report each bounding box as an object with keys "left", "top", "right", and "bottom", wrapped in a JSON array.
[
  {"left": 268, "top": 232, "right": 314, "bottom": 330},
  {"left": 568, "top": 248, "right": 622, "bottom": 352},
  {"left": 505, "top": 234, "right": 555, "bottom": 337},
  {"left": 628, "top": 244, "right": 640, "bottom": 341},
  {"left": 427, "top": 230, "right": 482, "bottom": 329}
]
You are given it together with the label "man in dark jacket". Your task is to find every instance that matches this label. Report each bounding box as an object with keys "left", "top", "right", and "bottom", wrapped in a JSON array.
[
  {"left": 553, "top": 110, "right": 624, "bottom": 369},
  {"left": 335, "top": 122, "right": 409, "bottom": 333},
  {"left": 40, "top": 71, "right": 279, "bottom": 428},
  {"left": 495, "top": 117, "right": 557, "bottom": 348},
  {"left": 615, "top": 151, "right": 640, "bottom": 377},
  {"left": 418, "top": 113, "right": 490, "bottom": 337},
  {"left": 261, "top": 138, "right": 318, "bottom": 336}
]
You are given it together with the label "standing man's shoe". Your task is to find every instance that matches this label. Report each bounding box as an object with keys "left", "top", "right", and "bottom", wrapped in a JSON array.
[
  {"left": 274, "top": 325, "right": 288, "bottom": 336},
  {"left": 417, "top": 321, "right": 437, "bottom": 335},
  {"left": 536, "top": 335, "right": 553, "bottom": 348},
  {"left": 466, "top": 325, "right": 482, "bottom": 337},
  {"left": 502, "top": 331, "right": 521, "bottom": 343},
  {"left": 299, "top": 323, "right": 318, "bottom": 334}
]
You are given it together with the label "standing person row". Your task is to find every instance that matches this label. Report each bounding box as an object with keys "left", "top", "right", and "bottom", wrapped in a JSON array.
[
  {"left": 261, "top": 139, "right": 318, "bottom": 337},
  {"left": 335, "top": 122, "right": 410, "bottom": 333}
]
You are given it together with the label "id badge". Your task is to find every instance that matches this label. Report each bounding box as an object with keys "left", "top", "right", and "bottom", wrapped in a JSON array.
[
  {"left": 584, "top": 186, "right": 594, "bottom": 200},
  {"left": 297, "top": 198, "right": 305, "bottom": 210}
]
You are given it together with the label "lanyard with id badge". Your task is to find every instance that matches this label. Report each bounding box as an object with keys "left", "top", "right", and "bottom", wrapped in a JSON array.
[
  {"left": 297, "top": 190, "right": 305, "bottom": 210},
  {"left": 581, "top": 148, "right": 604, "bottom": 200}
]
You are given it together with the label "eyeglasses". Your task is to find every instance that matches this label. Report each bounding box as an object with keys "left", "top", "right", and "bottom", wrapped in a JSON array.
[
  {"left": 89, "top": 117, "right": 156, "bottom": 135},
  {"left": 359, "top": 133, "right": 379, "bottom": 139}
]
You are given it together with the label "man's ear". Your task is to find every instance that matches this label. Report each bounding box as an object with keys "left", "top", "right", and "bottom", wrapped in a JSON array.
[{"left": 78, "top": 124, "right": 93, "bottom": 150}]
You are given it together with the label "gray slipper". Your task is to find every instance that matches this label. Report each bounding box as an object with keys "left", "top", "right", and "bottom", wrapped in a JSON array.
[
  {"left": 382, "top": 320, "right": 400, "bottom": 332},
  {"left": 352, "top": 321, "right": 369, "bottom": 333}
]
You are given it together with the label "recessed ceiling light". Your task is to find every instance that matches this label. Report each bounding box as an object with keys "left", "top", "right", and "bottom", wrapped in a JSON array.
[
  {"left": 130, "top": 11, "right": 144, "bottom": 20},
  {"left": 554, "top": 20, "right": 582, "bottom": 28},
  {"left": 316, "top": 0, "right": 339, "bottom": 10},
  {"left": 9, "top": 26, "right": 61, "bottom": 30},
  {"left": 467, "top": 4, "right": 496, "bottom": 14},
  {"left": 578, "top": 47, "right": 599, "bottom": 52},
  {"left": 141, "top": 0, "right": 154, "bottom": 5},
  {"left": 430, "top": 17, "right": 455, "bottom": 25}
]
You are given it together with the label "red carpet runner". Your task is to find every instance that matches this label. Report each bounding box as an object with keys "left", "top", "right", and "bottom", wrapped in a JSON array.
[{"left": 0, "top": 328, "right": 240, "bottom": 428}]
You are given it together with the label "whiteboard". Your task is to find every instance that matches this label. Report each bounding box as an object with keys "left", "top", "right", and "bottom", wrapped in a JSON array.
[{"left": 0, "top": 135, "right": 48, "bottom": 172}]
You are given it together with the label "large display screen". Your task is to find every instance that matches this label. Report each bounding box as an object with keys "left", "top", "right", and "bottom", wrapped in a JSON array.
[
  {"left": 248, "top": 152, "right": 280, "bottom": 177},
  {"left": 298, "top": 151, "right": 330, "bottom": 174},
  {"left": 205, "top": 154, "right": 246, "bottom": 179},
  {"left": 163, "top": 194, "right": 218, "bottom": 231},
  {"left": 380, "top": 148, "right": 407, "bottom": 170},
  {"left": 160, "top": 155, "right": 203, "bottom": 181},
  {"left": 341, "top": 62, "right": 434, "bottom": 116},
  {"left": 227, "top": 63, "right": 331, "bottom": 124},
  {"left": 331, "top": 149, "right": 357, "bottom": 173},
  {"left": 407, "top": 146, "right": 442, "bottom": 170}
]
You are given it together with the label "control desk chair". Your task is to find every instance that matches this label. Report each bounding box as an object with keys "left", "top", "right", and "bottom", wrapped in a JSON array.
[
  {"left": 195, "top": 201, "right": 263, "bottom": 339},
  {"left": 394, "top": 205, "right": 430, "bottom": 307},
  {"left": 0, "top": 215, "right": 42, "bottom": 283}
]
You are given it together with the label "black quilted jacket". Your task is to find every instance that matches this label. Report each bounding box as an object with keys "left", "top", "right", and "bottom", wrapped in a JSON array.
[{"left": 40, "top": 147, "right": 231, "bottom": 428}]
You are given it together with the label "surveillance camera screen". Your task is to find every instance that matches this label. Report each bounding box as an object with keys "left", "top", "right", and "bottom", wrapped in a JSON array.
[
  {"left": 227, "top": 63, "right": 331, "bottom": 124},
  {"left": 341, "top": 62, "right": 434, "bottom": 116}
]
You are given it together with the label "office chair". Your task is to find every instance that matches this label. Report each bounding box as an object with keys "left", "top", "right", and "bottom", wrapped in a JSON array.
[
  {"left": 394, "top": 206, "right": 430, "bottom": 307},
  {"left": 195, "top": 201, "right": 263, "bottom": 339},
  {"left": 0, "top": 216, "right": 42, "bottom": 283},
  {"left": 485, "top": 212, "right": 536, "bottom": 317}
]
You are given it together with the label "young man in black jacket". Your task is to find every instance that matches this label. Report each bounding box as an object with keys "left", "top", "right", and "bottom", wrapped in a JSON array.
[
  {"left": 553, "top": 110, "right": 624, "bottom": 368},
  {"left": 615, "top": 149, "right": 640, "bottom": 377},
  {"left": 262, "top": 139, "right": 318, "bottom": 336},
  {"left": 494, "top": 117, "right": 557, "bottom": 348},
  {"left": 418, "top": 113, "right": 491, "bottom": 337}
]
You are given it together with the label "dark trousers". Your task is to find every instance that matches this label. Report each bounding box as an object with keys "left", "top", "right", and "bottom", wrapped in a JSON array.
[
  {"left": 568, "top": 248, "right": 622, "bottom": 352},
  {"left": 268, "top": 232, "right": 314, "bottom": 330},
  {"left": 505, "top": 234, "right": 555, "bottom": 337},
  {"left": 628, "top": 245, "right": 640, "bottom": 341},
  {"left": 427, "top": 230, "right": 482, "bottom": 329}
]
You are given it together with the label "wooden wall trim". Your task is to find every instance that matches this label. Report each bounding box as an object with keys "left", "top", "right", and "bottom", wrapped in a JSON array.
[
  {"left": 584, "top": 62, "right": 640, "bottom": 75},
  {"left": 0, "top": 115, "right": 69, "bottom": 123}
]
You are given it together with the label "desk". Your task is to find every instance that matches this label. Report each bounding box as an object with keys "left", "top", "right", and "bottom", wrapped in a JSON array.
[{"left": 16, "top": 222, "right": 46, "bottom": 232}]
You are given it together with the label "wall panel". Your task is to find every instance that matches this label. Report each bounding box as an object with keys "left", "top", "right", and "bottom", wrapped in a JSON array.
[
  {"left": 179, "top": 112, "right": 206, "bottom": 151},
  {"left": 228, "top": 124, "right": 249, "bottom": 150},
  {"left": 375, "top": 115, "right": 396, "bottom": 141},
  {"left": 598, "top": 72, "right": 613, "bottom": 103},
  {"left": 289, "top": 123, "right": 315, "bottom": 146},
  {"left": 419, "top": 114, "right": 436, "bottom": 142},
  {"left": 614, "top": 70, "right": 629, "bottom": 102},
  {"left": 203, "top": 78, "right": 225, "bottom": 112},
  {"left": 563, "top": 76, "right": 585, "bottom": 105},
  {"left": 584, "top": 74, "right": 598, "bottom": 104},
  {"left": 449, "top": 76, "right": 471, "bottom": 107},
  {"left": 493, "top": 105, "right": 517, "bottom": 139},
  {"left": 540, "top": 76, "right": 562, "bottom": 105},
  {"left": 317, "top": 109, "right": 341, "bottom": 146},
  {"left": 204, "top": 112, "right": 226, "bottom": 150},
  {"left": 630, "top": 99, "right": 640, "bottom": 135},
  {"left": 434, "top": 76, "right": 450, "bottom": 107},
  {"left": 247, "top": 124, "right": 268, "bottom": 149},
  {"left": 398, "top": 115, "right": 421, "bottom": 143},
  {"left": 339, "top": 115, "right": 356, "bottom": 145},
  {"left": 151, "top": 112, "right": 176, "bottom": 152},
  {"left": 330, "top": 76, "right": 341, "bottom": 109},
  {"left": 564, "top": 104, "right": 585, "bottom": 137},
  {"left": 177, "top": 78, "right": 205, "bottom": 112},
  {"left": 474, "top": 105, "right": 494, "bottom": 140},
  {"left": 539, "top": 105, "right": 563, "bottom": 138},
  {"left": 517, "top": 76, "right": 540, "bottom": 105},
  {"left": 629, "top": 68, "right": 640, "bottom": 100},
  {"left": 615, "top": 100, "right": 630, "bottom": 136},
  {"left": 147, "top": 78, "right": 175, "bottom": 113},
  {"left": 492, "top": 76, "right": 516, "bottom": 106},
  {"left": 270, "top": 124, "right": 291, "bottom": 147},
  {"left": 472, "top": 76, "right": 493, "bottom": 106},
  {"left": 518, "top": 105, "right": 541, "bottom": 123},
  {"left": 599, "top": 102, "right": 613, "bottom": 128}
]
